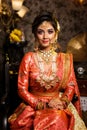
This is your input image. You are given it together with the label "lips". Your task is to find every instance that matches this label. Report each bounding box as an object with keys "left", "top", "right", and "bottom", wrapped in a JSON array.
[{"left": 42, "top": 40, "right": 49, "bottom": 44}]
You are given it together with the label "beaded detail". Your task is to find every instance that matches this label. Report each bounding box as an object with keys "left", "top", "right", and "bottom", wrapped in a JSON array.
[{"left": 36, "top": 51, "right": 60, "bottom": 90}]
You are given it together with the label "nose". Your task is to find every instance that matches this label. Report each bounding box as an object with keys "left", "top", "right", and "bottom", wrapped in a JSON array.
[{"left": 43, "top": 32, "right": 48, "bottom": 39}]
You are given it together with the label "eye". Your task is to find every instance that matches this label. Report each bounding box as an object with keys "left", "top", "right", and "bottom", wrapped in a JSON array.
[
  {"left": 37, "top": 29, "right": 43, "bottom": 35},
  {"left": 48, "top": 29, "right": 54, "bottom": 34}
]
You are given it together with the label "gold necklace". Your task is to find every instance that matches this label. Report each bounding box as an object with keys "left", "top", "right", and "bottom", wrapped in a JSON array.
[
  {"left": 36, "top": 52, "right": 59, "bottom": 90},
  {"left": 38, "top": 49, "right": 56, "bottom": 63}
]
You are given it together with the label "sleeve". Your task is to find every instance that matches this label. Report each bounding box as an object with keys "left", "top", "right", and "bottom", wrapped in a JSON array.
[
  {"left": 17, "top": 52, "right": 38, "bottom": 109},
  {"left": 61, "top": 54, "right": 82, "bottom": 116}
]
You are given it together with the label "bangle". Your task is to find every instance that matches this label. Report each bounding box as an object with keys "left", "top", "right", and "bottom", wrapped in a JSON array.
[
  {"left": 36, "top": 101, "right": 44, "bottom": 110},
  {"left": 61, "top": 96, "right": 70, "bottom": 105}
]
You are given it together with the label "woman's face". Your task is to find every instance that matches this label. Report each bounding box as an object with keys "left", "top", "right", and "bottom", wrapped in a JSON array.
[{"left": 36, "top": 21, "right": 57, "bottom": 49}]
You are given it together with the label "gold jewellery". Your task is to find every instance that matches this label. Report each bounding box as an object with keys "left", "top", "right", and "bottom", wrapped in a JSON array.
[
  {"left": 38, "top": 48, "right": 56, "bottom": 63},
  {"left": 35, "top": 50, "right": 59, "bottom": 90}
]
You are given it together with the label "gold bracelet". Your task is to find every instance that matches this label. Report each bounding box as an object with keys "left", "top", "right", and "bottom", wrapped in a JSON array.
[
  {"left": 61, "top": 96, "right": 70, "bottom": 105},
  {"left": 36, "top": 101, "right": 44, "bottom": 110}
]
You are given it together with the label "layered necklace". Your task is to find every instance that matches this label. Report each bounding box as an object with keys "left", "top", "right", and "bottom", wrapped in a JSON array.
[{"left": 36, "top": 49, "right": 60, "bottom": 90}]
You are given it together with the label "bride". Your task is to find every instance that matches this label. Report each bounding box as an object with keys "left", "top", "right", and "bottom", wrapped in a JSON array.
[{"left": 8, "top": 10, "right": 87, "bottom": 130}]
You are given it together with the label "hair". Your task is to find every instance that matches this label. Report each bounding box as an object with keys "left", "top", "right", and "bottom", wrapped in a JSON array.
[
  {"left": 32, "top": 10, "right": 60, "bottom": 36},
  {"left": 32, "top": 10, "right": 61, "bottom": 52}
]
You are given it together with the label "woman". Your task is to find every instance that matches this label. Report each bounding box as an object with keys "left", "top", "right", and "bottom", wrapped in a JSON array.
[{"left": 8, "top": 11, "right": 87, "bottom": 130}]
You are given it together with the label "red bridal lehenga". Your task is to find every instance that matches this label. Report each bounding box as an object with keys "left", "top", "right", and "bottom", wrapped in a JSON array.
[{"left": 8, "top": 52, "right": 87, "bottom": 130}]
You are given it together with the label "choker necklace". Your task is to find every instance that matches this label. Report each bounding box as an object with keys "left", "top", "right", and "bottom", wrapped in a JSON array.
[{"left": 38, "top": 49, "right": 56, "bottom": 63}]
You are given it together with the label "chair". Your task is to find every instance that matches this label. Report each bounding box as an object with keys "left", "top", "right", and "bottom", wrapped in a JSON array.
[
  {"left": 0, "top": 62, "right": 21, "bottom": 130},
  {"left": 0, "top": 63, "right": 10, "bottom": 130}
]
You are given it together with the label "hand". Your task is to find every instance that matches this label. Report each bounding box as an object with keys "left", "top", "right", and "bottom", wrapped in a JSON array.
[{"left": 48, "top": 98, "right": 65, "bottom": 110}]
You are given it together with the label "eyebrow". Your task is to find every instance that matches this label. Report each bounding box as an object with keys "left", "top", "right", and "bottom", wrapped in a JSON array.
[{"left": 37, "top": 28, "right": 54, "bottom": 31}]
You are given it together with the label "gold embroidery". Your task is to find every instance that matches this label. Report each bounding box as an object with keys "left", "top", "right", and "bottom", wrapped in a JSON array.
[
  {"left": 59, "top": 53, "right": 71, "bottom": 89},
  {"left": 68, "top": 103, "right": 87, "bottom": 130}
]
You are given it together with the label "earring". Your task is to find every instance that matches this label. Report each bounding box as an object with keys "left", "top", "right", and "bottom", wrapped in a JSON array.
[
  {"left": 34, "top": 39, "right": 39, "bottom": 51},
  {"left": 53, "top": 39, "right": 58, "bottom": 50},
  {"left": 51, "top": 32, "right": 58, "bottom": 50}
]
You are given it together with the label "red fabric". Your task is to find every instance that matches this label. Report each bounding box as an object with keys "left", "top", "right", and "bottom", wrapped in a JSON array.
[
  {"left": 9, "top": 104, "right": 35, "bottom": 130},
  {"left": 34, "top": 109, "right": 74, "bottom": 130},
  {"left": 8, "top": 52, "right": 82, "bottom": 130},
  {"left": 60, "top": 53, "right": 82, "bottom": 116},
  {"left": 9, "top": 106, "right": 74, "bottom": 130}
]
